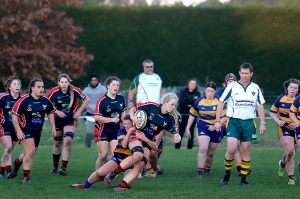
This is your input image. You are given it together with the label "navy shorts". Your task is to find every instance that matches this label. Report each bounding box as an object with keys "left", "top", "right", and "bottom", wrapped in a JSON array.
[
  {"left": 23, "top": 129, "right": 42, "bottom": 147},
  {"left": 197, "top": 123, "right": 223, "bottom": 143},
  {"left": 55, "top": 116, "right": 77, "bottom": 131},
  {"left": 0, "top": 124, "right": 18, "bottom": 142}
]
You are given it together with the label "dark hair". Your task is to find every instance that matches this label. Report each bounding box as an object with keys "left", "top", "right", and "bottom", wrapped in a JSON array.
[
  {"left": 105, "top": 76, "right": 121, "bottom": 88},
  {"left": 188, "top": 78, "right": 198, "bottom": 90},
  {"left": 29, "top": 78, "right": 43, "bottom": 93},
  {"left": 58, "top": 73, "right": 74, "bottom": 109},
  {"left": 239, "top": 63, "right": 253, "bottom": 73},
  {"left": 4, "top": 76, "right": 21, "bottom": 93},
  {"left": 123, "top": 114, "right": 131, "bottom": 121},
  {"left": 205, "top": 82, "right": 217, "bottom": 90},
  {"left": 89, "top": 73, "right": 99, "bottom": 81},
  {"left": 283, "top": 78, "right": 300, "bottom": 94}
]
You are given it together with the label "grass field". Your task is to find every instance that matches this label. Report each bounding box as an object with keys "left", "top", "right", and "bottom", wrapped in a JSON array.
[{"left": 1, "top": 118, "right": 300, "bottom": 199}]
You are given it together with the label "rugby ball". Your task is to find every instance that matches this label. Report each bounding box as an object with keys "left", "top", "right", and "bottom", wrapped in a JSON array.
[{"left": 133, "top": 110, "right": 147, "bottom": 130}]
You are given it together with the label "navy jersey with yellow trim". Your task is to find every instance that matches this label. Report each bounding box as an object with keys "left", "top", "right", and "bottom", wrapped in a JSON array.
[
  {"left": 270, "top": 94, "right": 295, "bottom": 125},
  {"left": 0, "top": 92, "right": 23, "bottom": 126},
  {"left": 113, "top": 126, "right": 132, "bottom": 156},
  {"left": 137, "top": 102, "right": 178, "bottom": 141},
  {"left": 290, "top": 95, "right": 300, "bottom": 120},
  {"left": 189, "top": 96, "right": 225, "bottom": 125},
  {"left": 47, "top": 86, "right": 86, "bottom": 118},
  {"left": 12, "top": 94, "right": 55, "bottom": 131}
]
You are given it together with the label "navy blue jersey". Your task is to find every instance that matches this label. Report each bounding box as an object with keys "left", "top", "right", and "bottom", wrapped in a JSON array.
[
  {"left": 47, "top": 86, "right": 86, "bottom": 118},
  {"left": 94, "top": 93, "right": 127, "bottom": 136},
  {"left": 215, "top": 87, "right": 225, "bottom": 98},
  {"left": 12, "top": 94, "right": 55, "bottom": 131},
  {"left": 137, "top": 102, "right": 178, "bottom": 141},
  {"left": 0, "top": 93, "right": 23, "bottom": 126}
]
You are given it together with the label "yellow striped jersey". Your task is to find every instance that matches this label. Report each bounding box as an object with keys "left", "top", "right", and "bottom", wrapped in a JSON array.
[
  {"left": 270, "top": 94, "right": 296, "bottom": 124},
  {"left": 290, "top": 95, "right": 300, "bottom": 120}
]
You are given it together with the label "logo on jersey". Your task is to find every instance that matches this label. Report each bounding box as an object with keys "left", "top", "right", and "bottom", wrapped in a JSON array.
[
  {"left": 27, "top": 104, "right": 32, "bottom": 112},
  {"left": 163, "top": 122, "right": 167, "bottom": 127},
  {"left": 213, "top": 106, "right": 216, "bottom": 110},
  {"left": 252, "top": 91, "right": 255, "bottom": 96},
  {"left": 150, "top": 124, "right": 158, "bottom": 131},
  {"left": 149, "top": 113, "right": 154, "bottom": 120},
  {"left": 57, "top": 97, "right": 62, "bottom": 103},
  {"left": 106, "top": 105, "right": 111, "bottom": 112},
  {"left": 61, "top": 103, "right": 68, "bottom": 108},
  {"left": 43, "top": 105, "right": 47, "bottom": 110},
  {"left": 32, "top": 112, "right": 42, "bottom": 124},
  {"left": 120, "top": 103, "right": 123, "bottom": 109},
  {"left": 5, "top": 102, "right": 10, "bottom": 109}
]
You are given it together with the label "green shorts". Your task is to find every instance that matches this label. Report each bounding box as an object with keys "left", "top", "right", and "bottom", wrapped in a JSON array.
[{"left": 226, "top": 118, "right": 256, "bottom": 142}]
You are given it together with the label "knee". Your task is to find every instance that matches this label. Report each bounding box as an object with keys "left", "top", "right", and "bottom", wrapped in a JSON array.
[
  {"left": 199, "top": 147, "right": 208, "bottom": 155},
  {"left": 54, "top": 141, "right": 62, "bottom": 148},
  {"left": 286, "top": 150, "right": 295, "bottom": 159},
  {"left": 207, "top": 154, "right": 214, "bottom": 159},
  {"left": 132, "top": 152, "right": 143, "bottom": 162},
  {"left": 25, "top": 151, "right": 35, "bottom": 160},
  {"left": 64, "top": 140, "right": 72, "bottom": 147},
  {"left": 4, "top": 145, "right": 13, "bottom": 154}
]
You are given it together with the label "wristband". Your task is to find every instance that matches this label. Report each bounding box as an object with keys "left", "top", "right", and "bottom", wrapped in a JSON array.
[
  {"left": 128, "top": 100, "right": 133, "bottom": 103},
  {"left": 261, "top": 121, "right": 266, "bottom": 125}
]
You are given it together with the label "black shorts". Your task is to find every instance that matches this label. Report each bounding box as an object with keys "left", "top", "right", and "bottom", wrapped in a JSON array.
[
  {"left": 0, "top": 124, "right": 18, "bottom": 142},
  {"left": 100, "top": 131, "right": 118, "bottom": 142},
  {"left": 55, "top": 116, "right": 77, "bottom": 131},
  {"left": 23, "top": 129, "right": 42, "bottom": 147}
]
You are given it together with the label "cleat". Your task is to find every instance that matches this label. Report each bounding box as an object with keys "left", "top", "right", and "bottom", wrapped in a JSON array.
[
  {"left": 59, "top": 167, "right": 66, "bottom": 176},
  {"left": 220, "top": 175, "right": 230, "bottom": 185},
  {"left": 113, "top": 186, "right": 130, "bottom": 191},
  {"left": 278, "top": 160, "right": 284, "bottom": 177},
  {"left": 12, "top": 158, "right": 20, "bottom": 176},
  {"left": 238, "top": 170, "right": 251, "bottom": 177},
  {"left": 298, "top": 162, "right": 300, "bottom": 180},
  {"left": 288, "top": 179, "right": 295, "bottom": 185},
  {"left": 204, "top": 170, "right": 211, "bottom": 177},
  {"left": 6, "top": 171, "right": 17, "bottom": 179},
  {"left": 0, "top": 173, "right": 4, "bottom": 178},
  {"left": 144, "top": 172, "right": 157, "bottom": 177},
  {"left": 50, "top": 168, "right": 58, "bottom": 174},
  {"left": 104, "top": 172, "right": 115, "bottom": 185},
  {"left": 23, "top": 178, "right": 30, "bottom": 184},
  {"left": 157, "top": 168, "right": 164, "bottom": 175},
  {"left": 70, "top": 183, "right": 87, "bottom": 189},
  {"left": 240, "top": 180, "right": 251, "bottom": 186},
  {"left": 196, "top": 171, "right": 203, "bottom": 178}
]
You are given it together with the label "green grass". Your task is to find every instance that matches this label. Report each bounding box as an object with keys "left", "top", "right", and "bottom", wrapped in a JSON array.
[{"left": 1, "top": 118, "right": 300, "bottom": 199}]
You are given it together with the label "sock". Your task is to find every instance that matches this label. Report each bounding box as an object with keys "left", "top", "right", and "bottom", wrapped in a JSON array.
[
  {"left": 146, "top": 167, "right": 154, "bottom": 174},
  {"left": 205, "top": 165, "right": 211, "bottom": 171},
  {"left": 113, "top": 165, "right": 125, "bottom": 175},
  {"left": 224, "top": 158, "right": 234, "bottom": 176},
  {"left": 197, "top": 166, "right": 204, "bottom": 173},
  {"left": 241, "top": 160, "right": 250, "bottom": 182},
  {"left": 0, "top": 166, "right": 5, "bottom": 175},
  {"left": 236, "top": 162, "right": 241, "bottom": 172},
  {"left": 53, "top": 154, "right": 61, "bottom": 169},
  {"left": 117, "top": 180, "right": 129, "bottom": 188},
  {"left": 23, "top": 169, "right": 31, "bottom": 179},
  {"left": 84, "top": 179, "right": 93, "bottom": 188},
  {"left": 15, "top": 158, "right": 22, "bottom": 166},
  {"left": 280, "top": 160, "right": 285, "bottom": 168},
  {"left": 6, "top": 165, "right": 12, "bottom": 173},
  {"left": 62, "top": 160, "right": 68, "bottom": 168},
  {"left": 288, "top": 175, "right": 294, "bottom": 179}
]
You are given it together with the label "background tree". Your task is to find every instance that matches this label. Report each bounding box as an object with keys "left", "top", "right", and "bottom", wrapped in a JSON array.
[{"left": 0, "top": 0, "right": 93, "bottom": 86}]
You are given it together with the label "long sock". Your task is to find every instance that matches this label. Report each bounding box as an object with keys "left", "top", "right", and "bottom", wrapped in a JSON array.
[
  {"left": 53, "top": 154, "right": 61, "bottom": 169},
  {"left": 14, "top": 158, "right": 22, "bottom": 172},
  {"left": 6, "top": 165, "right": 12, "bottom": 173},
  {"left": 23, "top": 169, "right": 31, "bottom": 179},
  {"left": 62, "top": 160, "right": 68, "bottom": 168},
  {"left": 236, "top": 162, "right": 241, "bottom": 172},
  {"left": 84, "top": 179, "right": 93, "bottom": 188},
  {"left": 117, "top": 179, "right": 129, "bottom": 188},
  {"left": 224, "top": 158, "right": 234, "bottom": 176},
  {"left": 197, "top": 166, "right": 204, "bottom": 174},
  {"left": 241, "top": 160, "right": 250, "bottom": 182},
  {"left": 288, "top": 175, "right": 294, "bottom": 179},
  {"left": 280, "top": 160, "right": 285, "bottom": 168},
  {"left": 205, "top": 165, "right": 211, "bottom": 171},
  {"left": 113, "top": 165, "right": 125, "bottom": 175}
]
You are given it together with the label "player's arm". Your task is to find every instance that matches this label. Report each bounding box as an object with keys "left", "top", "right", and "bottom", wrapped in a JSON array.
[
  {"left": 160, "top": 88, "right": 165, "bottom": 98},
  {"left": 47, "top": 112, "right": 56, "bottom": 137},
  {"left": 214, "top": 101, "right": 225, "bottom": 132},
  {"left": 136, "top": 131, "right": 157, "bottom": 151},
  {"left": 257, "top": 104, "right": 266, "bottom": 135},
  {"left": 128, "top": 76, "right": 138, "bottom": 108},
  {"left": 75, "top": 95, "right": 90, "bottom": 117},
  {"left": 120, "top": 127, "right": 133, "bottom": 148},
  {"left": 185, "top": 115, "right": 195, "bottom": 139}
]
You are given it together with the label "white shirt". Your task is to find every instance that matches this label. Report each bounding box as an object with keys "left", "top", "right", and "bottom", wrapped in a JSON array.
[{"left": 219, "top": 81, "right": 265, "bottom": 120}]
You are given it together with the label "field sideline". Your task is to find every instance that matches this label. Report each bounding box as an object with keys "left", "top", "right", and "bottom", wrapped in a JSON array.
[{"left": 1, "top": 119, "right": 300, "bottom": 199}]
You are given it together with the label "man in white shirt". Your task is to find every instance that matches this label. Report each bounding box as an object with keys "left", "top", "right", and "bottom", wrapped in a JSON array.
[
  {"left": 215, "top": 63, "right": 266, "bottom": 186},
  {"left": 128, "top": 59, "right": 164, "bottom": 177}
]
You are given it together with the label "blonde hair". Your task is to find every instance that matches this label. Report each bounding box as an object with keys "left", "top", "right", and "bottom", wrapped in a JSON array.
[
  {"left": 58, "top": 74, "right": 74, "bottom": 109},
  {"left": 161, "top": 93, "right": 181, "bottom": 123}
]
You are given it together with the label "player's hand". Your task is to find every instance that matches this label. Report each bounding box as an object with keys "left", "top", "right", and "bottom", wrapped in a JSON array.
[
  {"left": 208, "top": 125, "right": 216, "bottom": 132},
  {"left": 51, "top": 128, "right": 56, "bottom": 137},
  {"left": 73, "top": 112, "right": 80, "bottom": 120},
  {"left": 56, "top": 110, "right": 67, "bottom": 118},
  {"left": 17, "top": 131, "right": 25, "bottom": 142},
  {"left": 260, "top": 124, "right": 266, "bottom": 135},
  {"left": 214, "top": 121, "right": 221, "bottom": 132},
  {"left": 288, "top": 122, "right": 298, "bottom": 130},
  {"left": 135, "top": 130, "right": 145, "bottom": 140},
  {"left": 277, "top": 120, "right": 285, "bottom": 127},
  {"left": 112, "top": 117, "right": 120, "bottom": 123},
  {"left": 186, "top": 129, "right": 191, "bottom": 139},
  {"left": 172, "top": 133, "right": 181, "bottom": 143}
]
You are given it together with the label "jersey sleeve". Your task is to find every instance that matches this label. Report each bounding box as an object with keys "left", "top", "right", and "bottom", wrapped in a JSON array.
[
  {"left": 270, "top": 95, "right": 283, "bottom": 113},
  {"left": 256, "top": 87, "right": 266, "bottom": 106},
  {"left": 164, "top": 116, "right": 178, "bottom": 134},
  {"left": 94, "top": 97, "right": 105, "bottom": 116},
  {"left": 46, "top": 98, "right": 56, "bottom": 114},
  {"left": 73, "top": 86, "right": 86, "bottom": 100},
  {"left": 290, "top": 96, "right": 300, "bottom": 113},
  {"left": 129, "top": 74, "right": 140, "bottom": 91},
  {"left": 219, "top": 83, "right": 235, "bottom": 102},
  {"left": 117, "top": 126, "right": 127, "bottom": 142},
  {"left": 0, "top": 95, "right": 5, "bottom": 109},
  {"left": 12, "top": 97, "right": 27, "bottom": 116},
  {"left": 189, "top": 97, "right": 202, "bottom": 117}
]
